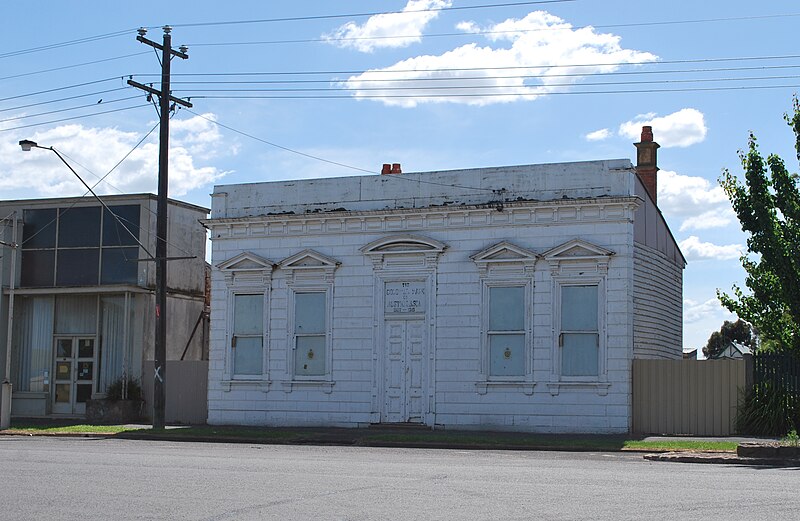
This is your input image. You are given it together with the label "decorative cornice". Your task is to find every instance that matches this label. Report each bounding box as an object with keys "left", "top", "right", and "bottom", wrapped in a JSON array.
[{"left": 204, "top": 197, "right": 641, "bottom": 240}]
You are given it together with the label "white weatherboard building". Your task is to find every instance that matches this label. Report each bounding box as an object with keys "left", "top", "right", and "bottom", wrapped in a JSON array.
[{"left": 205, "top": 129, "right": 684, "bottom": 433}]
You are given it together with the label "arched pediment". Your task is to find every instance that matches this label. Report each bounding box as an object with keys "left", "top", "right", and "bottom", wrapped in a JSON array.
[{"left": 360, "top": 234, "right": 447, "bottom": 256}]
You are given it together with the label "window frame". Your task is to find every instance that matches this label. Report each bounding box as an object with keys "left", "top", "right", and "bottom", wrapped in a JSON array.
[
  {"left": 228, "top": 291, "right": 268, "bottom": 379},
  {"left": 217, "top": 252, "right": 275, "bottom": 388},
  {"left": 556, "top": 280, "right": 603, "bottom": 380},
  {"left": 471, "top": 242, "right": 538, "bottom": 395},
  {"left": 287, "top": 285, "right": 333, "bottom": 381}
]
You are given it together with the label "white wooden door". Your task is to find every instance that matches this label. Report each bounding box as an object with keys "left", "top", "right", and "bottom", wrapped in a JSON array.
[
  {"left": 383, "top": 320, "right": 426, "bottom": 423},
  {"left": 52, "top": 337, "right": 95, "bottom": 415}
]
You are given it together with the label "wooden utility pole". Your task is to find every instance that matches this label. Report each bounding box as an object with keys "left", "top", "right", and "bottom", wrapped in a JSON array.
[{"left": 128, "top": 26, "right": 191, "bottom": 429}]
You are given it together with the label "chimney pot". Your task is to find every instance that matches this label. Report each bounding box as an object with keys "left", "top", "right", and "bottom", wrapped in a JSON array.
[
  {"left": 381, "top": 163, "right": 391, "bottom": 175},
  {"left": 641, "top": 125, "right": 653, "bottom": 143},
  {"left": 391, "top": 163, "right": 402, "bottom": 174}
]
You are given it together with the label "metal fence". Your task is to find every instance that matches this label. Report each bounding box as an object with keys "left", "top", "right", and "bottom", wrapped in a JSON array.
[
  {"left": 632, "top": 358, "right": 747, "bottom": 436},
  {"left": 141, "top": 360, "right": 208, "bottom": 425},
  {"left": 753, "top": 351, "right": 800, "bottom": 399}
]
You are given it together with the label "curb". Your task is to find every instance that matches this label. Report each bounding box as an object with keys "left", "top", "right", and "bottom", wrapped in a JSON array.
[{"left": 644, "top": 451, "right": 800, "bottom": 467}]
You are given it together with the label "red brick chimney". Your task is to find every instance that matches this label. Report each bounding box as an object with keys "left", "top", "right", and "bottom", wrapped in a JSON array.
[
  {"left": 381, "top": 163, "right": 402, "bottom": 175},
  {"left": 634, "top": 125, "right": 660, "bottom": 204}
]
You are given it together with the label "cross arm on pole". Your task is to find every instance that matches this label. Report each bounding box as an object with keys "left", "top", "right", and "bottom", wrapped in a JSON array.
[{"left": 127, "top": 79, "right": 193, "bottom": 108}]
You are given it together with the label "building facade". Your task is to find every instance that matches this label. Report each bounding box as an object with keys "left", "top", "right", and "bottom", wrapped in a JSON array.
[
  {"left": 205, "top": 132, "right": 684, "bottom": 433},
  {"left": 0, "top": 194, "right": 208, "bottom": 418}
]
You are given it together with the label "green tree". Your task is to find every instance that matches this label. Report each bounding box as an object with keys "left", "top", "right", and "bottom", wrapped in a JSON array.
[
  {"left": 702, "top": 319, "right": 755, "bottom": 358},
  {"left": 718, "top": 97, "right": 800, "bottom": 352}
]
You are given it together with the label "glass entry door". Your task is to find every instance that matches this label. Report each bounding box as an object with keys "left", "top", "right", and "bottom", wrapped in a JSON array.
[{"left": 52, "top": 337, "right": 95, "bottom": 415}]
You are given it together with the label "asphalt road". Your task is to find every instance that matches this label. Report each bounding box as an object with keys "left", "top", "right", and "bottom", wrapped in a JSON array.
[{"left": 0, "top": 437, "right": 797, "bottom": 520}]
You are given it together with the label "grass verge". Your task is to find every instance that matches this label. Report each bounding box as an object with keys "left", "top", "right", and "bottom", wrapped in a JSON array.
[{"left": 1, "top": 423, "right": 738, "bottom": 452}]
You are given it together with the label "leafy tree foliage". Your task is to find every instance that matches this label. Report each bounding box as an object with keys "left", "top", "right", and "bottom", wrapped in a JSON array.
[
  {"left": 718, "top": 98, "right": 800, "bottom": 352},
  {"left": 702, "top": 319, "right": 754, "bottom": 358}
]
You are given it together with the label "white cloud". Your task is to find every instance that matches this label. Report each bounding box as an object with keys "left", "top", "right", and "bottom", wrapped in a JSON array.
[
  {"left": 585, "top": 128, "right": 611, "bottom": 141},
  {"left": 0, "top": 114, "right": 230, "bottom": 198},
  {"left": 342, "top": 11, "right": 657, "bottom": 107},
  {"left": 324, "top": 0, "right": 451, "bottom": 53},
  {"left": 619, "top": 108, "right": 707, "bottom": 148},
  {"left": 679, "top": 236, "right": 743, "bottom": 261},
  {"left": 657, "top": 170, "right": 735, "bottom": 231},
  {"left": 684, "top": 298, "right": 735, "bottom": 324}
]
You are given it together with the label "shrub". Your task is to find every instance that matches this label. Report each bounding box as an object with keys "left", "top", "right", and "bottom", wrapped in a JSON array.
[
  {"left": 105, "top": 377, "right": 143, "bottom": 401},
  {"left": 736, "top": 381, "right": 799, "bottom": 436}
]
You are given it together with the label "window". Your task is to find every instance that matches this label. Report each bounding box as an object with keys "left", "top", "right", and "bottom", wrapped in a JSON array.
[
  {"left": 231, "top": 294, "right": 264, "bottom": 376},
  {"left": 488, "top": 286, "right": 525, "bottom": 377},
  {"left": 278, "top": 249, "right": 339, "bottom": 388},
  {"left": 560, "top": 285, "right": 599, "bottom": 377},
  {"left": 20, "top": 205, "right": 140, "bottom": 288},
  {"left": 293, "top": 292, "right": 327, "bottom": 377},
  {"left": 471, "top": 242, "right": 537, "bottom": 394}
]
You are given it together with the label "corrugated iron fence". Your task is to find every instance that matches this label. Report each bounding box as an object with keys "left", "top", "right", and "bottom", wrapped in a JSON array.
[
  {"left": 141, "top": 360, "right": 208, "bottom": 425},
  {"left": 632, "top": 358, "right": 748, "bottom": 436}
]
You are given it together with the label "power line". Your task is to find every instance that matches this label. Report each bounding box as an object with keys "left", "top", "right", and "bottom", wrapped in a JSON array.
[
  {"left": 183, "top": 108, "right": 374, "bottom": 174},
  {"left": 185, "top": 12, "right": 800, "bottom": 47},
  {"left": 0, "top": 29, "right": 136, "bottom": 60},
  {"left": 0, "top": 52, "right": 149, "bottom": 81},
  {"left": 165, "top": 1, "right": 577, "bottom": 29},
  {"left": 162, "top": 65, "right": 800, "bottom": 86},
  {"left": 0, "top": 96, "right": 142, "bottom": 124},
  {"left": 187, "top": 83, "right": 800, "bottom": 100},
  {"left": 0, "top": 88, "right": 129, "bottom": 114},
  {"left": 133, "top": 54, "right": 800, "bottom": 78},
  {"left": 0, "top": 104, "right": 150, "bottom": 133},
  {"left": 0, "top": 77, "right": 122, "bottom": 103}
]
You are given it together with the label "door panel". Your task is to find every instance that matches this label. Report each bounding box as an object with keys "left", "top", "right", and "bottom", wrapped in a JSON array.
[
  {"left": 52, "top": 337, "right": 96, "bottom": 415},
  {"left": 383, "top": 319, "right": 426, "bottom": 423}
]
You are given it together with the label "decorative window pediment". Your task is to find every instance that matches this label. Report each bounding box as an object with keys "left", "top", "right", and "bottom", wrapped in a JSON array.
[
  {"left": 471, "top": 241, "right": 538, "bottom": 277},
  {"left": 543, "top": 239, "right": 614, "bottom": 275},
  {"left": 361, "top": 234, "right": 446, "bottom": 270},
  {"left": 217, "top": 252, "right": 274, "bottom": 285},
  {"left": 279, "top": 249, "right": 339, "bottom": 282}
]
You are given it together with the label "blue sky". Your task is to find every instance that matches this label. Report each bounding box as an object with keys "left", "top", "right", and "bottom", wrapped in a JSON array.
[{"left": 2, "top": 1, "right": 799, "bottom": 351}]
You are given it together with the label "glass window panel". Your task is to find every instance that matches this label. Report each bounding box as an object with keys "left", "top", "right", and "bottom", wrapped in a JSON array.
[
  {"left": 489, "top": 333, "right": 525, "bottom": 377},
  {"left": 56, "top": 339, "right": 73, "bottom": 358},
  {"left": 22, "top": 208, "right": 57, "bottom": 248},
  {"left": 56, "top": 248, "right": 99, "bottom": 286},
  {"left": 233, "top": 295, "right": 263, "bottom": 335},
  {"left": 78, "top": 339, "right": 94, "bottom": 358},
  {"left": 55, "top": 383, "right": 71, "bottom": 403},
  {"left": 233, "top": 336, "right": 262, "bottom": 376},
  {"left": 489, "top": 286, "right": 524, "bottom": 331},
  {"left": 77, "top": 362, "right": 93, "bottom": 381},
  {"left": 101, "top": 247, "right": 139, "bottom": 284},
  {"left": 562, "top": 333, "right": 599, "bottom": 376},
  {"left": 103, "top": 205, "right": 140, "bottom": 246},
  {"left": 295, "top": 293, "right": 325, "bottom": 334},
  {"left": 20, "top": 250, "right": 55, "bottom": 287},
  {"left": 561, "top": 285, "right": 598, "bottom": 331},
  {"left": 55, "top": 361, "right": 71, "bottom": 380},
  {"left": 58, "top": 206, "right": 101, "bottom": 247},
  {"left": 76, "top": 384, "right": 92, "bottom": 403},
  {"left": 295, "top": 335, "right": 326, "bottom": 376}
]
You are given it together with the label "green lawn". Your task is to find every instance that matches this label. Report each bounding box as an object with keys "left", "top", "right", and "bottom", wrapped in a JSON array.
[{"left": 1, "top": 423, "right": 739, "bottom": 452}]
